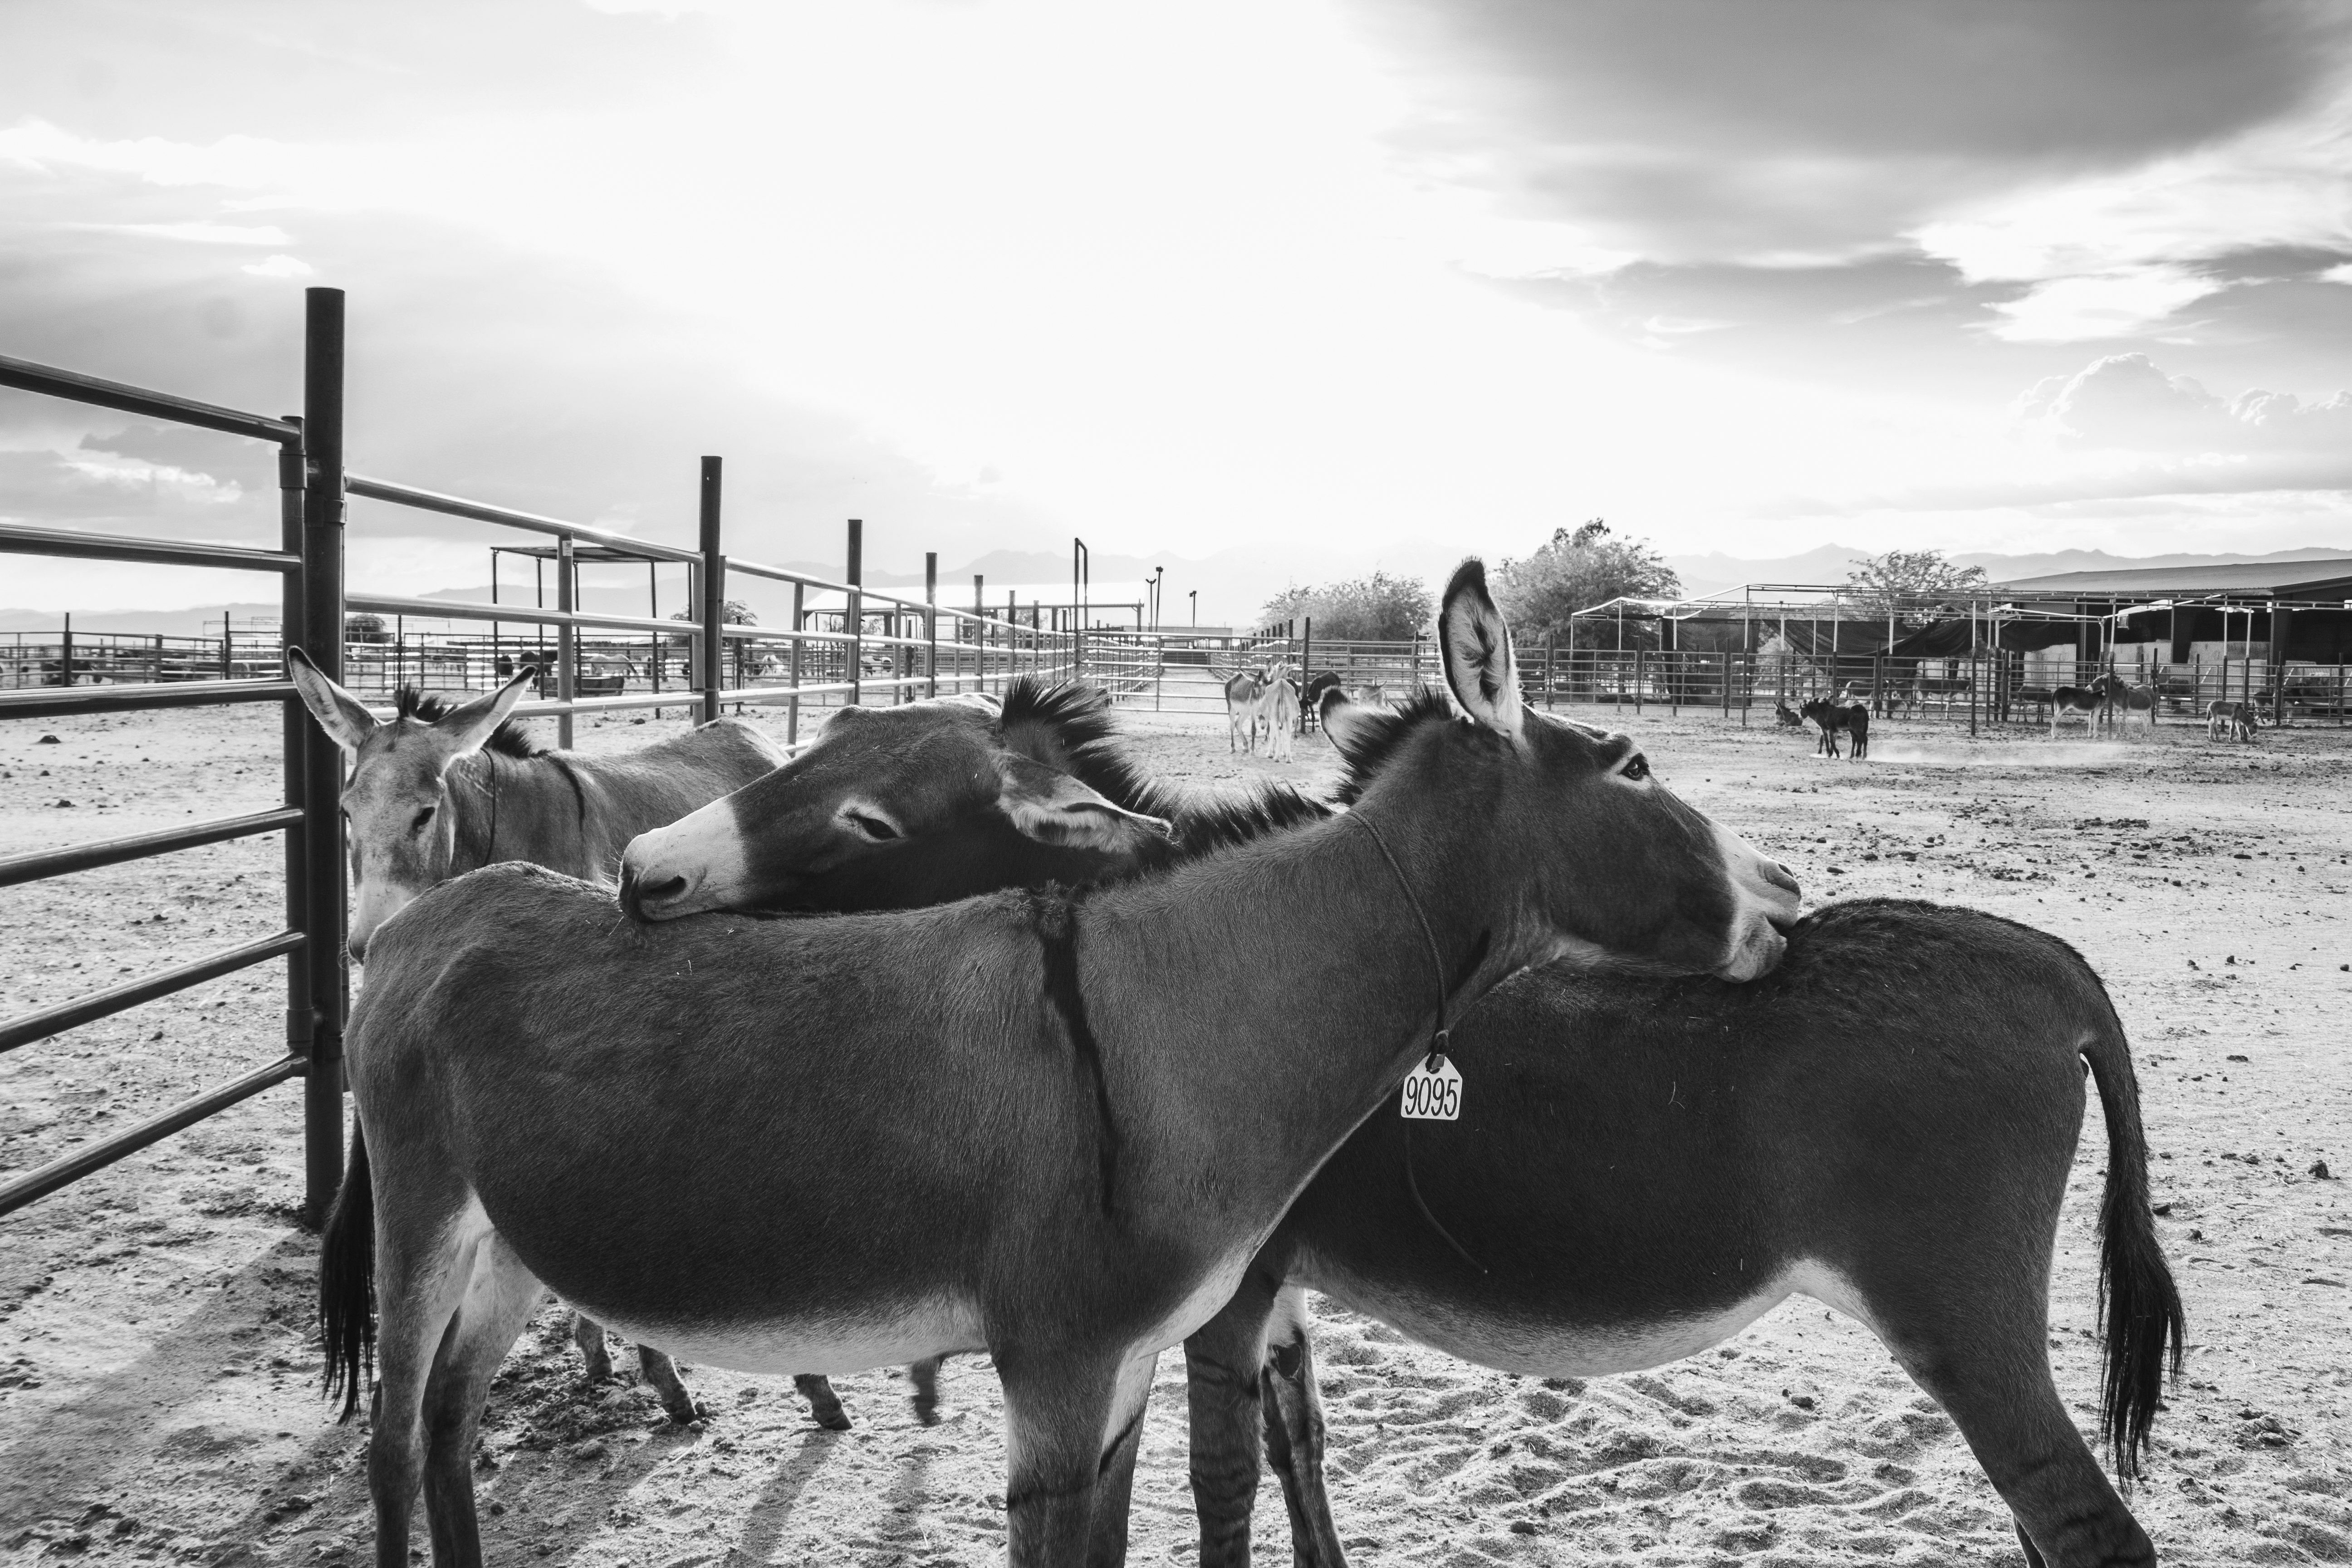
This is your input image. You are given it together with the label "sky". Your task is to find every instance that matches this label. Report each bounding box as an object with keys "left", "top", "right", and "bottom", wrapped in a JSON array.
[{"left": 4, "top": 0, "right": 2352, "bottom": 617}]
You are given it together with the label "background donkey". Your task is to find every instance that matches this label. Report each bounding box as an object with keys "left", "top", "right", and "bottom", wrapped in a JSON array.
[
  {"left": 288, "top": 648, "right": 785, "bottom": 1426},
  {"left": 621, "top": 678, "right": 2175, "bottom": 1568},
  {"left": 324, "top": 562, "right": 1796, "bottom": 1568}
]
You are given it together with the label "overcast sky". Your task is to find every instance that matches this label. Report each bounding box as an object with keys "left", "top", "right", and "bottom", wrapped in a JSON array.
[{"left": 5, "top": 0, "right": 2352, "bottom": 613}]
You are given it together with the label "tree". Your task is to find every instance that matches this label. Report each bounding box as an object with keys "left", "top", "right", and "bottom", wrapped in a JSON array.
[
  {"left": 1260, "top": 571, "right": 1433, "bottom": 642},
  {"left": 1491, "top": 519, "right": 1680, "bottom": 649},
  {"left": 1842, "top": 550, "right": 1986, "bottom": 628}
]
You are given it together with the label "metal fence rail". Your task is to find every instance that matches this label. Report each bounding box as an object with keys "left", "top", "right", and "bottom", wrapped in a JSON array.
[{"left": 0, "top": 299, "right": 345, "bottom": 1223}]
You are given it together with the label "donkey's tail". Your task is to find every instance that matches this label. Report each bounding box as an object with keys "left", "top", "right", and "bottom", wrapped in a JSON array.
[
  {"left": 318, "top": 1121, "right": 377, "bottom": 1423},
  {"left": 2081, "top": 1007, "right": 2184, "bottom": 1483}
]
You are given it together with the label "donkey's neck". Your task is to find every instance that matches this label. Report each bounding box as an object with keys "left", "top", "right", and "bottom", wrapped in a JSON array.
[
  {"left": 1083, "top": 765, "right": 1537, "bottom": 1201},
  {"left": 450, "top": 749, "right": 594, "bottom": 881}
]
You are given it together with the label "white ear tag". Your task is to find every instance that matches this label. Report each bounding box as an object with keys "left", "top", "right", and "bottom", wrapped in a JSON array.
[{"left": 1399, "top": 1053, "right": 1462, "bottom": 1121}]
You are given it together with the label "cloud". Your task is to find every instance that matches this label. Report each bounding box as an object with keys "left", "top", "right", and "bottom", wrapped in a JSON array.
[
  {"left": 1985, "top": 268, "right": 2227, "bottom": 343},
  {"left": 2015, "top": 352, "right": 2352, "bottom": 457},
  {"left": 1360, "top": 0, "right": 2352, "bottom": 267},
  {"left": 104, "top": 221, "right": 292, "bottom": 245},
  {"left": 241, "top": 254, "right": 313, "bottom": 278}
]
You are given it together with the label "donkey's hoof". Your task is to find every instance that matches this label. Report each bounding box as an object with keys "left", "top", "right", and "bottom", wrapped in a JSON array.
[
  {"left": 912, "top": 1396, "right": 941, "bottom": 1427},
  {"left": 813, "top": 1405, "right": 853, "bottom": 1432},
  {"left": 661, "top": 1396, "right": 706, "bottom": 1427},
  {"left": 578, "top": 1357, "right": 614, "bottom": 1385}
]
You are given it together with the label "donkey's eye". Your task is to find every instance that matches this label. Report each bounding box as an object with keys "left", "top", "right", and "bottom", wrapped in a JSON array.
[
  {"left": 843, "top": 811, "right": 900, "bottom": 842},
  {"left": 411, "top": 807, "right": 436, "bottom": 831},
  {"left": 1621, "top": 755, "right": 1651, "bottom": 781}
]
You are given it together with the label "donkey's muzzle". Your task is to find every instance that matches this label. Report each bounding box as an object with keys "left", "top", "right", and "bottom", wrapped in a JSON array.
[{"left": 1713, "top": 826, "right": 1802, "bottom": 982}]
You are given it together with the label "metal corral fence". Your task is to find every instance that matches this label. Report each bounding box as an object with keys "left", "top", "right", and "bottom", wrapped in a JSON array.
[{"left": 0, "top": 285, "right": 1088, "bottom": 1225}]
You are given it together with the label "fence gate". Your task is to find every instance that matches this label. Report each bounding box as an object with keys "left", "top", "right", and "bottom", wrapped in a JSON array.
[{"left": 0, "top": 288, "right": 348, "bottom": 1225}]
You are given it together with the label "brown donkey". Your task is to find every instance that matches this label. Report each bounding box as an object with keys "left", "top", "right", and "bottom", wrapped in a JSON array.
[
  {"left": 288, "top": 649, "right": 786, "bottom": 1425},
  {"left": 624, "top": 684, "right": 2179, "bottom": 1568},
  {"left": 323, "top": 562, "right": 1797, "bottom": 1568}
]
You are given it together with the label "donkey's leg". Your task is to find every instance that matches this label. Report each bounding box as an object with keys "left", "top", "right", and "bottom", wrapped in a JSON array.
[
  {"left": 368, "top": 1195, "right": 487, "bottom": 1568},
  {"left": 1258, "top": 1286, "right": 1351, "bottom": 1568},
  {"left": 910, "top": 1355, "right": 947, "bottom": 1425},
  {"left": 997, "top": 1351, "right": 1127, "bottom": 1568},
  {"left": 571, "top": 1311, "right": 613, "bottom": 1383},
  {"left": 793, "top": 1372, "right": 853, "bottom": 1431},
  {"left": 420, "top": 1234, "right": 546, "bottom": 1568},
  {"left": 1877, "top": 1316, "right": 2153, "bottom": 1567},
  {"left": 637, "top": 1345, "right": 704, "bottom": 1426},
  {"left": 1084, "top": 1350, "right": 1160, "bottom": 1568},
  {"left": 1184, "top": 1272, "right": 1284, "bottom": 1568}
]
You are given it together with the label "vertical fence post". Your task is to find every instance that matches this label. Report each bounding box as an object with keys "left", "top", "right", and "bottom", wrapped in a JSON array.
[
  {"left": 845, "top": 519, "right": 864, "bottom": 706},
  {"left": 698, "top": 459, "right": 724, "bottom": 724},
  {"left": 925, "top": 552, "right": 939, "bottom": 698},
  {"left": 273, "top": 418, "right": 317, "bottom": 1226},
  {"left": 299, "top": 286, "right": 348, "bottom": 1230},
  {"left": 60, "top": 612, "right": 73, "bottom": 687},
  {"left": 555, "top": 534, "right": 576, "bottom": 749},
  {"left": 787, "top": 582, "right": 804, "bottom": 743}
]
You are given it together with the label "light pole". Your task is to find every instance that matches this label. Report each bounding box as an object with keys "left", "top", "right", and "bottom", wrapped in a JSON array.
[
  {"left": 1151, "top": 566, "right": 1164, "bottom": 631},
  {"left": 1189, "top": 590, "right": 1198, "bottom": 629}
]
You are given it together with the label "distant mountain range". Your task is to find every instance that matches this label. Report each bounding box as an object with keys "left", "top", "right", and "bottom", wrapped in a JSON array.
[{"left": 9, "top": 542, "right": 2348, "bottom": 637}]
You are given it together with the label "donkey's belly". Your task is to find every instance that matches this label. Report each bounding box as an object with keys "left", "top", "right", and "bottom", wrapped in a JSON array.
[
  {"left": 1295, "top": 1258, "right": 1874, "bottom": 1379},
  {"left": 570, "top": 1293, "right": 985, "bottom": 1377}
]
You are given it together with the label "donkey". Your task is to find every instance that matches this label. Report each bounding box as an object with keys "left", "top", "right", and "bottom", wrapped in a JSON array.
[
  {"left": 322, "top": 563, "right": 1797, "bottom": 1568},
  {"left": 2092, "top": 672, "right": 2157, "bottom": 735},
  {"left": 286, "top": 648, "right": 787, "bottom": 1426},
  {"left": 2207, "top": 699, "right": 2259, "bottom": 743},
  {"left": 623, "top": 682, "right": 2177, "bottom": 1568},
  {"left": 1799, "top": 695, "right": 1868, "bottom": 759},
  {"left": 1223, "top": 666, "right": 1264, "bottom": 753},
  {"left": 1772, "top": 696, "right": 1804, "bottom": 729},
  {"left": 1300, "top": 671, "right": 1343, "bottom": 729},
  {"left": 2049, "top": 682, "right": 2102, "bottom": 736},
  {"left": 1257, "top": 672, "right": 1300, "bottom": 763}
]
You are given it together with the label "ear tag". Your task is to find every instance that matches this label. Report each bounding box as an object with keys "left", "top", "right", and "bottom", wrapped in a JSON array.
[{"left": 1399, "top": 1052, "right": 1462, "bottom": 1121}]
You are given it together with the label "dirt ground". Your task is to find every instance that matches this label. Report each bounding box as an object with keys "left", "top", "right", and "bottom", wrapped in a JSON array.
[{"left": 2, "top": 696, "right": 2348, "bottom": 1567}]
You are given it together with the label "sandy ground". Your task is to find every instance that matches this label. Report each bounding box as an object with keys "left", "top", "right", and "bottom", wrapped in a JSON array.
[{"left": 2, "top": 696, "right": 2348, "bottom": 1567}]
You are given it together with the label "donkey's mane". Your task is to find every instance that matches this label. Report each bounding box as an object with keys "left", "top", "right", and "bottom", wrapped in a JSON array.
[
  {"left": 393, "top": 686, "right": 546, "bottom": 759},
  {"left": 999, "top": 676, "right": 1333, "bottom": 859},
  {"left": 1324, "top": 690, "right": 1454, "bottom": 807}
]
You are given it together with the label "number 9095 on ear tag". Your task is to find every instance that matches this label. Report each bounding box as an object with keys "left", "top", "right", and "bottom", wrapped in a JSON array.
[{"left": 1399, "top": 1054, "right": 1462, "bottom": 1121}]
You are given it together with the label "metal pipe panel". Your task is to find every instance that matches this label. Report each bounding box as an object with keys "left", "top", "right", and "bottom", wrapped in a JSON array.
[
  {"left": 0, "top": 931, "right": 308, "bottom": 1055},
  {"left": 0, "top": 679, "right": 297, "bottom": 719},
  {"left": 0, "top": 807, "right": 306, "bottom": 889},
  {"left": 0, "top": 1054, "right": 305, "bottom": 1218},
  {"left": 347, "top": 475, "right": 702, "bottom": 564},
  {"left": 0, "top": 353, "right": 301, "bottom": 444},
  {"left": 0, "top": 522, "right": 301, "bottom": 574}
]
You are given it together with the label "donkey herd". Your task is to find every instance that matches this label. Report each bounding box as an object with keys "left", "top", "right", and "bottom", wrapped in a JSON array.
[{"left": 284, "top": 563, "right": 2184, "bottom": 1568}]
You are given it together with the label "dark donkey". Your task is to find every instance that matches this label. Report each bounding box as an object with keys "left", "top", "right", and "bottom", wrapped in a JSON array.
[
  {"left": 322, "top": 562, "right": 1798, "bottom": 1568},
  {"left": 287, "top": 648, "right": 787, "bottom": 1425},
  {"left": 627, "top": 689, "right": 2180, "bottom": 1568},
  {"left": 1799, "top": 694, "right": 1869, "bottom": 759}
]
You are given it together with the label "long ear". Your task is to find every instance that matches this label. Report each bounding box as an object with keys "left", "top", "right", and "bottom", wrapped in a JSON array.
[
  {"left": 432, "top": 666, "right": 538, "bottom": 757},
  {"left": 1437, "top": 559, "right": 1523, "bottom": 739},
  {"left": 991, "top": 752, "right": 1174, "bottom": 853},
  {"left": 284, "top": 646, "right": 379, "bottom": 754}
]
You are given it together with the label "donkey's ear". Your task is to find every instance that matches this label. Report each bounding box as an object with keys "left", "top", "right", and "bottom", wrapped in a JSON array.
[
  {"left": 1437, "top": 559, "right": 1522, "bottom": 740},
  {"left": 433, "top": 665, "right": 537, "bottom": 757},
  {"left": 991, "top": 752, "right": 1174, "bottom": 853},
  {"left": 284, "top": 646, "right": 378, "bottom": 754}
]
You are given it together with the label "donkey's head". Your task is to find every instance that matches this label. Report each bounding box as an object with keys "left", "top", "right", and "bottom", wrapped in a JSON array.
[
  {"left": 285, "top": 647, "right": 539, "bottom": 960},
  {"left": 619, "top": 684, "right": 1182, "bottom": 921},
  {"left": 1323, "top": 561, "right": 1799, "bottom": 982}
]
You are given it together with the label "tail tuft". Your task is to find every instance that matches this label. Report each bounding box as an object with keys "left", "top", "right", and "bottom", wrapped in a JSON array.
[
  {"left": 2085, "top": 1018, "right": 2185, "bottom": 1484},
  {"left": 318, "top": 1122, "right": 377, "bottom": 1422}
]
